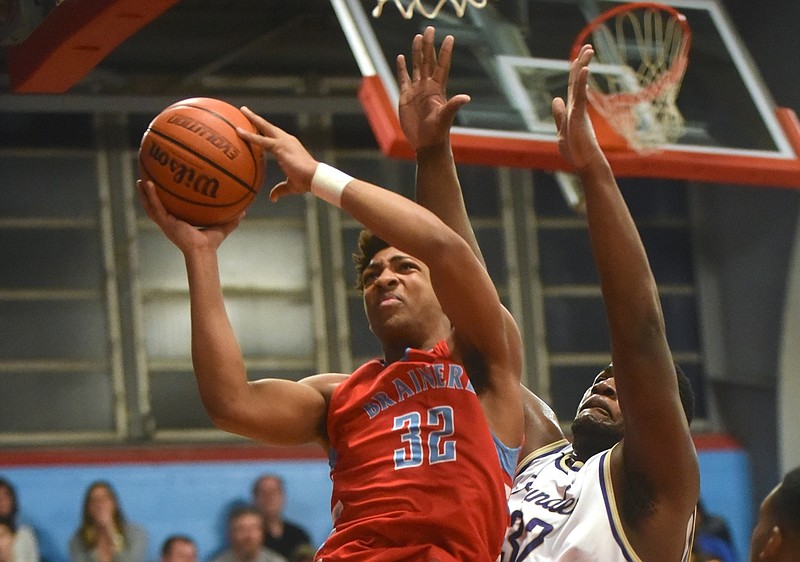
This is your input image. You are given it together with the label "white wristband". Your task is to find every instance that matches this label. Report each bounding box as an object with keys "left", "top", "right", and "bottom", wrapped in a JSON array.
[{"left": 311, "top": 163, "right": 353, "bottom": 207}]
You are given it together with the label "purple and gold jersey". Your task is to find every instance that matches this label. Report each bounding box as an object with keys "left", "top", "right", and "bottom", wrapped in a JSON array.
[{"left": 502, "top": 441, "right": 695, "bottom": 562}]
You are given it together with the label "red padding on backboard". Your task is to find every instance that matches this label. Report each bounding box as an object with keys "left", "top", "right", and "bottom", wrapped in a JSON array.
[
  {"left": 358, "top": 75, "right": 415, "bottom": 159},
  {"left": 358, "top": 76, "right": 800, "bottom": 189},
  {"left": 7, "top": 0, "right": 180, "bottom": 93}
]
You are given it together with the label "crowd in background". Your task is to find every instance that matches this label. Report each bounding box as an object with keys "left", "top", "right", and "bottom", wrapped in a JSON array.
[{"left": 0, "top": 475, "right": 315, "bottom": 562}]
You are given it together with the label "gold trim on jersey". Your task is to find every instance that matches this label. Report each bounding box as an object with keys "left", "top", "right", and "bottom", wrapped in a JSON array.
[
  {"left": 515, "top": 439, "right": 570, "bottom": 472},
  {"left": 601, "top": 444, "right": 644, "bottom": 562}
]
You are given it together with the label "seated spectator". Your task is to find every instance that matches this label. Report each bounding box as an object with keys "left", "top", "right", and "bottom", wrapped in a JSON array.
[
  {"left": 695, "top": 500, "right": 738, "bottom": 562},
  {"left": 749, "top": 465, "right": 800, "bottom": 561},
  {"left": 0, "top": 478, "right": 40, "bottom": 562},
  {"left": 69, "top": 481, "right": 147, "bottom": 562},
  {"left": 160, "top": 536, "right": 197, "bottom": 562},
  {"left": 211, "top": 506, "right": 285, "bottom": 562},
  {"left": 0, "top": 517, "right": 15, "bottom": 562},
  {"left": 251, "top": 476, "right": 311, "bottom": 560}
]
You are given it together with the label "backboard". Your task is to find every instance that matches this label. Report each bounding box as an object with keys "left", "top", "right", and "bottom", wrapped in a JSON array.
[{"left": 331, "top": 0, "right": 800, "bottom": 188}]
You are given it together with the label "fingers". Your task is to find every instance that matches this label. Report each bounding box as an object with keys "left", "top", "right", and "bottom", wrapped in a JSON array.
[
  {"left": 421, "top": 26, "right": 436, "bottom": 79},
  {"left": 433, "top": 34, "right": 455, "bottom": 86},
  {"left": 411, "top": 32, "right": 423, "bottom": 82},
  {"left": 574, "top": 67, "right": 590, "bottom": 113},
  {"left": 551, "top": 97, "right": 566, "bottom": 133},
  {"left": 396, "top": 54, "right": 410, "bottom": 92},
  {"left": 567, "top": 45, "right": 593, "bottom": 104},
  {"left": 269, "top": 181, "right": 292, "bottom": 203},
  {"left": 440, "top": 94, "right": 471, "bottom": 125},
  {"left": 236, "top": 126, "right": 274, "bottom": 152},
  {"left": 406, "top": 26, "right": 456, "bottom": 89},
  {"left": 240, "top": 106, "right": 282, "bottom": 141},
  {"left": 136, "top": 179, "right": 162, "bottom": 219}
]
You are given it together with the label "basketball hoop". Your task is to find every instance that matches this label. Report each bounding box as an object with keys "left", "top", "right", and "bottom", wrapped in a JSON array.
[
  {"left": 371, "top": 0, "right": 487, "bottom": 19},
  {"left": 571, "top": 2, "right": 692, "bottom": 152}
]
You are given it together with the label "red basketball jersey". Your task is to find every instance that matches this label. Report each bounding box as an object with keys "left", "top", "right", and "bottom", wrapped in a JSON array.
[{"left": 316, "top": 341, "right": 514, "bottom": 562}]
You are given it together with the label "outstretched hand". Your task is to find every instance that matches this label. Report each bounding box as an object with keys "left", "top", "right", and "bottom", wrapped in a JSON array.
[
  {"left": 551, "top": 44, "right": 606, "bottom": 171},
  {"left": 396, "top": 26, "right": 470, "bottom": 151},
  {"left": 137, "top": 180, "right": 241, "bottom": 253},
  {"left": 236, "top": 107, "right": 319, "bottom": 202}
]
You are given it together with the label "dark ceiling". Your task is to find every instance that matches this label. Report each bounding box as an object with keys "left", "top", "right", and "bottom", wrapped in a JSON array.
[
  {"left": 0, "top": 0, "right": 363, "bottom": 101},
  {"left": 0, "top": 0, "right": 797, "bottom": 126}
]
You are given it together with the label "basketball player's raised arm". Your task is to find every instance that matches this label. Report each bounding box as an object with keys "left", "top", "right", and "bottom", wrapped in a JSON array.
[
  {"left": 396, "top": 27, "right": 481, "bottom": 263},
  {"left": 137, "top": 180, "right": 337, "bottom": 448},
  {"left": 554, "top": 44, "right": 698, "bottom": 547},
  {"left": 238, "top": 109, "right": 524, "bottom": 447},
  {"left": 397, "top": 27, "right": 560, "bottom": 447}
]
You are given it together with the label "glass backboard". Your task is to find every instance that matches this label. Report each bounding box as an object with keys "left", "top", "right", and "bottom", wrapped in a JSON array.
[{"left": 331, "top": 0, "right": 800, "bottom": 188}]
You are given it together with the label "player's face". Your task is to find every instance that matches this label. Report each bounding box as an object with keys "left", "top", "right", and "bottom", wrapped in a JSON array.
[
  {"left": 748, "top": 484, "right": 780, "bottom": 562},
  {"left": 361, "top": 246, "right": 444, "bottom": 344},
  {"left": 574, "top": 366, "right": 623, "bottom": 426},
  {"left": 570, "top": 365, "right": 625, "bottom": 460}
]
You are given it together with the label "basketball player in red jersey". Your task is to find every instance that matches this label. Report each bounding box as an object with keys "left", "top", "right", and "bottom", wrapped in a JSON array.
[
  {"left": 136, "top": 95, "right": 524, "bottom": 559},
  {"left": 399, "top": 28, "right": 699, "bottom": 562}
]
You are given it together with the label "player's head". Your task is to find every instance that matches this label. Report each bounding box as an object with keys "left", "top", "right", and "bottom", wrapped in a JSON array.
[
  {"left": 749, "top": 466, "right": 800, "bottom": 562},
  {"left": 570, "top": 363, "right": 694, "bottom": 461},
  {"left": 353, "top": 229, "right": 448, "bottom": 352}
]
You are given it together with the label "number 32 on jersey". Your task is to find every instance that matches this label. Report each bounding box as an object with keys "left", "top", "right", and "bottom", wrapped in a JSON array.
[{"left": 392, "top": 406, "right": 456, "bottom": 469}]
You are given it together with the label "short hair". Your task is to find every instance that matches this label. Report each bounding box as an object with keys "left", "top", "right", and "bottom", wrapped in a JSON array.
[
  {"left": 773, "top": 466, "right": 800, "bottom": 533},
  {"left": 352, "top": 229, "right": 389, "bottom": 293},
  {"left": 161, "top": 535, "right": 195, "bottom": 558},
  {"left": 674, "top": 364, "right": 695, "bottom": 425},
  {"left": 227, "top": 505, "right": 262, "bottom": 526},
  {"left": 252, "top": 474, "right": 284, "bottom": 497}
]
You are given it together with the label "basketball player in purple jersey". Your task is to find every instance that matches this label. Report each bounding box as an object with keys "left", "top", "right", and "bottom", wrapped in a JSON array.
[
  {"left": 136, "top": 90, "right": 524, "bottom": 559},
  {"left": 398, "top": 27, "right": 699, "bottom": 562}
]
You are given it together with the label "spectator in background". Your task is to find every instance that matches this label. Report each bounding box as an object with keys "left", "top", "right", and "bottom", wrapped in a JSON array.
[
  {"left": 0, "top": 478, "right": 39, "bottom": 562},
  {"left": 211, "top": 506, "right": 286, "bottom": 562},
  {"left": 0, "top": 517, "right": 15, "bottom": 562},
  {"left": 694, "top": 500, "right": 738, "bottom": 562},
  {"left": 749, "top": 465, "right": 800, "bottom": 562},
  {"left": 69, "top": 481, "right": 147, "bottom": 562},
  {"left": 160, "top": 536, "right": 197, "bottom": 562},
  {"left": 251, "top": 475, "right": 311, "bottom": 560}
]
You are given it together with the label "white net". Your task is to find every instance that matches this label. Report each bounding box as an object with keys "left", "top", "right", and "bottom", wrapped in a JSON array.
[
  {"left": 371, "top": 0, "right": 487, "bottom": 19},
  {"left": 577, "top": 3, "right": 691, "bottom": 152}
]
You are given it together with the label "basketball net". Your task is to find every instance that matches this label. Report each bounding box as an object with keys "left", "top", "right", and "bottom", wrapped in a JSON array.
[
  {"left": 371, "top": 0, "right": 486, "bottom": 19},
  {"left": 571, "top": 2, "right": 692, "bottom": 153}
]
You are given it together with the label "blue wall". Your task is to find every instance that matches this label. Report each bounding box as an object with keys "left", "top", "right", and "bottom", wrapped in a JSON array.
[
  {"left": 2, "top": 458, "right": 333, "bottom": 562},
  {"left": 697, "top": 448, "right": 753, "bottom": 562},
  {"left": 2, "top": 445, "right": 751, "bottom": 562}
]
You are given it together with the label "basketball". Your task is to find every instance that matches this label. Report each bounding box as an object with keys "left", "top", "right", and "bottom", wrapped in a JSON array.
[{"left": 139, "top": 97, "right": 265, "bottom": 226}]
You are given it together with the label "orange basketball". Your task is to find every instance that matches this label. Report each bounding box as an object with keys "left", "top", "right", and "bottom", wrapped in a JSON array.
[{"left": 139, "top": 97, "right": 265, "bottom": 226}]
